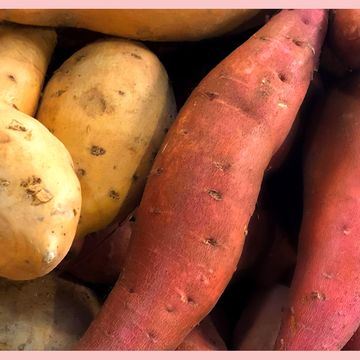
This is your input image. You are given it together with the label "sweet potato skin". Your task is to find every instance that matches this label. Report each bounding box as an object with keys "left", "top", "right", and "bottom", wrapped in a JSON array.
[
  {"left": 76, "top": 10, "right": 327, "bottom": 350},
  {"left": 275, "top": 75, "right": 360, "bottom": 350},
  {"left": 177, "top": 316, "right": 226, "bottom": 351},
  {"left": 344, "top": 327, "right": 360, "bottom": 350},
  {"left": 330, "top": 10, "right": 360, "bottom": 70}
]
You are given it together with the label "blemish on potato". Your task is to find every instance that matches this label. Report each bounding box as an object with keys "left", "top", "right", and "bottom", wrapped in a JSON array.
[
  {"left": 109, "top": 190, "right": 120, "bottom": 200},
  {"left": 165, "top": 305, "right": 175, "bottom": 313},
  {"left": 203, "top": 237, "right": 218, "bottom": 247},
  {"left": 149, "top": 207, "right": 161, "bottom": 215},
  {"left": 7, "top": 119, "right": 27, "bottom": 132},
  {"left": 310, "top": 291, "right": 326, "bottom": 301},
  {"left": 76, "top": 168, "right": 86, "bottom": 177},
  {"left": 201, "top": 91, "right": 219, "bottom": 101},
  {"left": 213, "top": 161, "right": 231, "bottom": 172},
  {"left": 118, "top": 90, "right": 125, "bottom": 96},
  {"left": 42, "top": 250, "right": 56, "bottom": 264},
  {"left": 130, "top": 53, "right": 142, "bottom": 59},
  {"left": 12, "top": 104, "right": 19, "bottom": 111},
  {"left": 207, "top": 189, "right": 222, "bottom": 201},
  {"left": 132, "top": 174, "right": 139, "bottom": 182},
  {"left": 7, "top": 74, "right": 16, "bottom": 82},
  {"left": 80, "top": 88, "right": 114, "bottom": 116},
  {"left": 0, "top": 179, "right": 10, "bottom": 187},
  {"left": 90, "top": 145, "right": 106, "bottom": 156},
  {"left": 53, "top": 89, "right": 67, "bottom": 97}
]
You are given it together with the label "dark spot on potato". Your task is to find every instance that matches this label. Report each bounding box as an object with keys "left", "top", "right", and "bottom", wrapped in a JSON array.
[
  {"left": 75, "top": 54, "right": 86, "bottom": 63},
  {"left": 187, "top": 297, "right": 196, "bottom": 305},
  {"left": 132, "top": 173, "right": 139, "bottom": 182},
  {"left": 204, "top": 237, "right": 218, "bottom": 247},
  {"left": 165, "top": 305, "right": 175, "bottom": 313},
  {"left": 53, "top": 89, "right": 67, "bottom": 97},
  {"left": 202, "top": 91, "right": 219, "bottom": 101},
  {"left": 12, "top": 104, "right": 19, "bottom": 111},
  {"left": 180, "top": 129, "right": 188, "bottom": 135},
  {"left": 76, "top": 168, "right": 86, "bottom": 177},
  {"left": 7, "top": 119, "right": 27, "bottom": 132},
  {"left": 109, "top": 190, "right": 120, "bottom": 200},
  {"left": 128, "top": 288, "right": 135, "bottom": 294},
  {"left": 0, "top": 179, "right": 10, "bottom": 187},
  {"left": 129, "top": 214, "right": 136, "bottom": 222},
  {"left": 146, "top": 331, "right": 157, "bottom": 342},
  {"left": 17, "top": 344, "right": 25, "bottom": 351},
  {"left": 8, "top": 74, "right": 16, "bottom": 82},
  {"left": 118, "top": 90, "right": 125, "bottom": 96},
  {"left": 163, "top": 128, "right": 169, "bottom": 134},
  {"left": 90, "top": 145, "right": 106, "bottom": 156},
  {"left": 73, "top": 209, "right": 77, "bottom": 217},
  {"left": 310, "top": 291, "right": 326, "bottom": 301},
  {"left": 37, "top": 216, "right": 44, "bottom": 222},
  {"left": 20, "top": 176, "right": 41, "bottom": 187},
  {"left": 207, "top": 189, "right": 222, "bottom": 201},
  {"left": 302, "top": 17, "right": 310, "bottom": 25},
  {"left": 213, "top": 161, "right": 231, "bottom": 172},
  {"left": 278, "top": 72, "right": 288, "bottom": 82},
  {"left": 80, "top": 88, "right": 114, "bottom": 117},
  {"left": 130, "top": 53, "right": 142, "bottom": 59},
  {"left": 259, "top": 36, "right": 271, "bottom": 41}
]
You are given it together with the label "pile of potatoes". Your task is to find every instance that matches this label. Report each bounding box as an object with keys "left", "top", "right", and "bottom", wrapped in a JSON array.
[{"left": 1, "top": 8, "right": 360, "bottom": 351}]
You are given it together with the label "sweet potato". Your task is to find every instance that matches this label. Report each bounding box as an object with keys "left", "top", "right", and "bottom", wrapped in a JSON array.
[
  {"left": 0, "top": 9, "right": 261, "bottom": 42},
  {"left": 63, "top": 211, "right": 135, "bottom": 285},
  {"left": 275, "top": 74, "right": 360, "bottom": 350},
  {"left": 330, "top": 10, "right": 360, "bottom": 70},
  {"left": 76, "top": 10, "right": 327, "bottom": 350},
  {"left": 233, "top": 285, "right": 289, "bottom": 350},
  {"left": 177, "top": 316, "right": 227, "bottom": 351}
]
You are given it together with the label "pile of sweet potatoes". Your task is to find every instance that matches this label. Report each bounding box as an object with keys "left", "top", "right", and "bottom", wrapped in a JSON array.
[{"left": 3, "top": 8, "right": 360, "bottom": 351}]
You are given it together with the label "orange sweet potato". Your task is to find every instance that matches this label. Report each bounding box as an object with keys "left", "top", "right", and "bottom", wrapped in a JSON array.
[
  {"left": 76, "top": 10, "right": 327, "bottom": 350},
  {"left": 275, "top": 74, "right": 360, "bottom": 350}
]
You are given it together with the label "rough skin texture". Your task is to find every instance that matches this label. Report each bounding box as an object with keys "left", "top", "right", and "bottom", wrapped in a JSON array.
[
  {"left": 330, "top": 9, "right": 360, "bottom": 70},
  {"left": 0, "top": 9, "right": 261, "bottom": 42},
  {"left": 275, "top": 75, "right": 360, "bottom": 350},
  {"left": 76, "top": 10, "right": 328, "bottom": 350}
]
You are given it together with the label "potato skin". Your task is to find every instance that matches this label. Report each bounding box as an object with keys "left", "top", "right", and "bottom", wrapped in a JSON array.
[
  {"left": 0, "top": 9, "right": 260, "bottom": 42},
  {"left": 0, "top": 106, "right": 81, "bottom": 280},
  {"left": 275, "top": 75, "right": 360, "bottom": 350},
  {"left": 0, "top": 274, "right": 99, "bottom": 350},
  {"left": 77, "top": 10, "right": 327, "bottom": 350},
  {"left": 37, "top": 39, "right": 176, "bottom": 239},
  {"left": 0, "top": 24, "right": 56, "bottom": 116}
]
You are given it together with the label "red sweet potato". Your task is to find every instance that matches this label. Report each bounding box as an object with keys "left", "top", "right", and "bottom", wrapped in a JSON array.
[
  {"left": 177, "top": 316, "right": 226, "bottom": 351},
  {"left": 76, "top": 10, "right": 327, "bottom": 350},
  {"left": 64, "top": 211, "right": 135, "bottom": 285},
  {"left": 330, "top": 9, "right": 360, "bottom": 70},
  {"left": 275, "top": 74, "right": 360, "bottom": 350},
  {"left": 233, "top": 285, "right": 289, "bottom": 350}
]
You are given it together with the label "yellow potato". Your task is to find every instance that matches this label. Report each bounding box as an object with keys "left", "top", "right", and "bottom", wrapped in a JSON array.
[
  {"left": 0, "top": 9, "right": 261, "bottom": 42},
  {"left": 37, "top": 39, "right": 176, "bottom": 239},
  {"left": 0, "top": 105, "right": 82, "bottom": 280},
  {"left": 0, "top": 24, "right": 56, "bottom": 116},
  {"left": 0, "top": 274, "right": 100, "bottom": 350}
]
